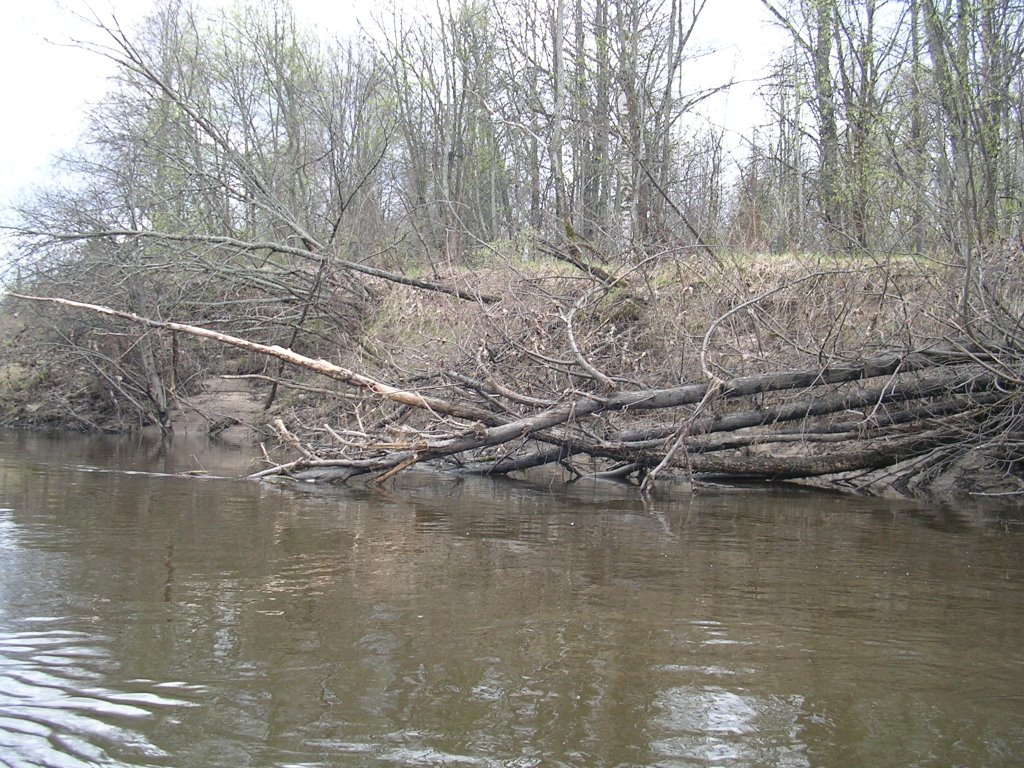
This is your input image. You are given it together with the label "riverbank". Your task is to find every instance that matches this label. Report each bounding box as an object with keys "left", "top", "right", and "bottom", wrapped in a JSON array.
[{"left": 2, "top": 250, "right": 1022, "bottom": 500}]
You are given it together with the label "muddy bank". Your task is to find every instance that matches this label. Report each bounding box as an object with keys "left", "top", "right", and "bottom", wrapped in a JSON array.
[{"left": 168, "top": 376, "right": 264, "bottom": 444}]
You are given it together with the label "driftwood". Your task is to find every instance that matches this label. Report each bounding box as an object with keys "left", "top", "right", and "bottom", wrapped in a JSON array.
[{"left": 10, "top": 292, "right": 1020, "bottom": 495}]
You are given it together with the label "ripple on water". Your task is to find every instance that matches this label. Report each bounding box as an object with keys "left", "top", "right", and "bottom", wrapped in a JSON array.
[
  {"left": 0, "top": 625, "right": 203, "bottom": 767},
  {"left": 651, "top": 685, "right": 811, "bottom": 767}
]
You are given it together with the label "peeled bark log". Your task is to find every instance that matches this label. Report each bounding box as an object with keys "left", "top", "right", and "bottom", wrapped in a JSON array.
[{"left": 10, "top": 293, "right": 499, "bottom": 424}]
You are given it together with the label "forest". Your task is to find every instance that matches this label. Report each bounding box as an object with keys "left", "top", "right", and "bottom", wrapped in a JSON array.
[{"left": 1, "top": 0, "right": 1022, "bottom": 497}]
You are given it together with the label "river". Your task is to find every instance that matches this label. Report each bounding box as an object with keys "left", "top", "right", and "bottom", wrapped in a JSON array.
[{"left": 0, "top": 429, "right": 1021, "bottom": 767}]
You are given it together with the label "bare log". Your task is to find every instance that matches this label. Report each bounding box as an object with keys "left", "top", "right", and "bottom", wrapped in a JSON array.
[{"left": 9, "top": 293, "right": 499, "bottom": 424}]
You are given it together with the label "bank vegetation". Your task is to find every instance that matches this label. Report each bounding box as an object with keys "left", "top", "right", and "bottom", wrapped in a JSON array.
[{"left": 1, "top": 0, "right": 1022, "bottom": 497}]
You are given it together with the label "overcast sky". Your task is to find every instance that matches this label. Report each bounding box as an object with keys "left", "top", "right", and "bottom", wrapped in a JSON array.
[{"left": 0, "top": 0, "right": 783, "bottom": 223}]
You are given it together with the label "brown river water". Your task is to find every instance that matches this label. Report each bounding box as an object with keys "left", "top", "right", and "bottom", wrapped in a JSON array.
[{"left": 0, "top": 429, "right": 1022, "bottom": 767}]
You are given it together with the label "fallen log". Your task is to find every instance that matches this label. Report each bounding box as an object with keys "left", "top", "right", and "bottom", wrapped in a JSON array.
[
  {"left": 9, "top": 293, "right": 500, "bottom": 424},
  {"left": 11, "top": 293, "right": 1019, "bottom": 493}
]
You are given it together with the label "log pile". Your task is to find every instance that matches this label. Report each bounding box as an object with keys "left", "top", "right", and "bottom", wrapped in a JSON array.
[
  {"left": 11, "top": 288, "right": 1022, "bottom": 498},
  {"left": 264, "top": 348, "right": 1013, "bottom": 496}
]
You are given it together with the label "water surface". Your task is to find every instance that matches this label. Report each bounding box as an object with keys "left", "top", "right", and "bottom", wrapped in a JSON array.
[{"left": 0, "top": 430, "right": 1022, "bottom": 766}]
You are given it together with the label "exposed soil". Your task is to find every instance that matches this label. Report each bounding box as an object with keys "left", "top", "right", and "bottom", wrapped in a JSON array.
[{"left": 170, "top": 376, "right": 264, "bottom": 445}]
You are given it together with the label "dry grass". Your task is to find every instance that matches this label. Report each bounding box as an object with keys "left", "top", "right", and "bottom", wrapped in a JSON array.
[{"left": 255, "top": 251, "right": 953, "bottom": 448}]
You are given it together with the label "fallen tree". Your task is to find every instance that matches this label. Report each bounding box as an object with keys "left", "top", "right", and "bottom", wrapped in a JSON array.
[
  {"left": 4, "top": 3, "right": 1021, "bottom": 499},
  {"left": 10, "top": 286, "right": 1023, "bottom": 498}
]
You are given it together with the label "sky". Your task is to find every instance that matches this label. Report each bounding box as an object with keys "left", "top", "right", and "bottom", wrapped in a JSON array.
[{"left": 0, "top": 0, "right": 785, "bottom": 224}]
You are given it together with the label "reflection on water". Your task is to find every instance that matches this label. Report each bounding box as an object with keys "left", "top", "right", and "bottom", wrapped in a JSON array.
[
  {"left": 0, "top": 430, "right": 1022, "bottom": 767},
  {"left": 652, "top": 685, "right": 806, "bottom": 766},
  {"left": 0, "top": 624, "right": 203, "bottom": 767}
]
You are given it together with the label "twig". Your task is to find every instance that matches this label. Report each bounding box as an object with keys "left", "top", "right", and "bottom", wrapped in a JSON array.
[
  {"left": 562, "top": 286, "right": 618, "bottom": 390},
  {"left": 273, "top": 418, "right": 318, "bottom": 461}
]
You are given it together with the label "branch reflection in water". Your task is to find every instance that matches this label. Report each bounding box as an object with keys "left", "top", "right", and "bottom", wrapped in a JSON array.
[{"left": 0, "top": 430, "right": 1021, "bottom": 766}]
